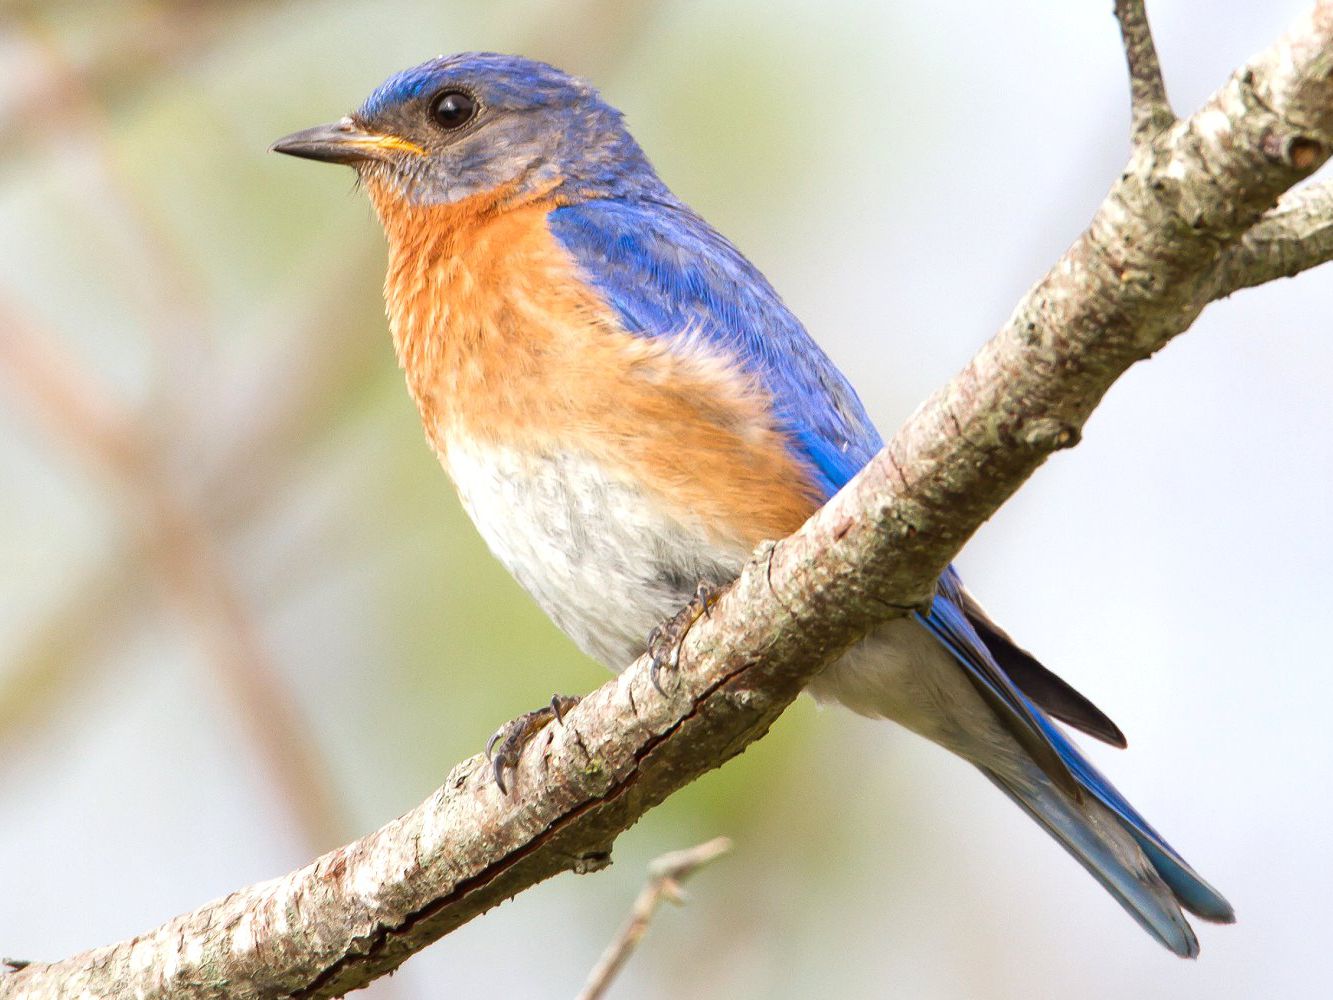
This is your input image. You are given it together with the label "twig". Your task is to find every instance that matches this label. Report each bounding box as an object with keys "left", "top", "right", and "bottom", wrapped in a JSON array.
[
  {"left": 1209, "top": 181, "right": 1333, "bottom": 296},
  {"left": 1114, "top": 0, "right": 1174, "bottom": 142},
  {"left": 577, "top": 837, "right": 732, "bottom": 1000}
]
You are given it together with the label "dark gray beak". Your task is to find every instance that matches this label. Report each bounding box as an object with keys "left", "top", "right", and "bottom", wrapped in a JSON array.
[{"left": 270, "top": 117, "right": 423, "bottom": 165}]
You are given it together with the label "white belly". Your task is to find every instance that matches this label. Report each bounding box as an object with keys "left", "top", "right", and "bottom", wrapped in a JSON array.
[
  {"left": 443, "top": 437, "right": 747, "bottom": 670},
  {"left": 442, "top": 438, "right": 1019, "bottom": 770},
  {"left": 808, "top": 618, "right": 1030, "bottom": 772}
]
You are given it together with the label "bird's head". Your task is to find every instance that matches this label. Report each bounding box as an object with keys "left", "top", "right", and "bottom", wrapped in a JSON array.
[{"left": 271, "top": 52, "right": 661, "bottom": 210}]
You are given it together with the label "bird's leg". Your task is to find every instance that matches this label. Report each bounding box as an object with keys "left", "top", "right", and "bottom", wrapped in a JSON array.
[
  {"left": 486, "top": 693, "right": 581, "bottom": 795},
  {"left": 646, "top": 582, "right": 720, "bottom": 693}
]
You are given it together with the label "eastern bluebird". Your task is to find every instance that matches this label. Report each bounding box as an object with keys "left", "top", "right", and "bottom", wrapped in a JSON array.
[{"left": 273, "top": 52, "right": 1234, "bottom": 956}]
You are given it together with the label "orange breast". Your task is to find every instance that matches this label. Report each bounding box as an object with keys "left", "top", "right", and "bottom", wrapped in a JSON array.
[{"left": 364, "top": 179, "right": 823, "bottom": 551}]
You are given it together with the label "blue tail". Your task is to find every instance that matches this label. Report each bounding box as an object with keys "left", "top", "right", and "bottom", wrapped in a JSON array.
[
  {"left": 980, "top": 734, "right": 1232, "bottom": 957},
  {"left": 1030, "top": 708, "right": 1235, "bottom": 928},
  {"left": 919, "top": 571, "right": 1234, "bottom": 954},
  {"left": 980, "top": 765, "right": 1199, "bottom": 956}
]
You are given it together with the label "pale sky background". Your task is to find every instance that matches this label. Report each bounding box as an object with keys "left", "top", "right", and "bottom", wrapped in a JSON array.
[{"left": 1, "top": 1, "right": 1330, "bottom": 998}]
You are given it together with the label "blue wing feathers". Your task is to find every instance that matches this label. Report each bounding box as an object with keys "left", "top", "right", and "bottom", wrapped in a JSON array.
[{"left": 916, "top": 590, "right": 1084, "bottom": 800}]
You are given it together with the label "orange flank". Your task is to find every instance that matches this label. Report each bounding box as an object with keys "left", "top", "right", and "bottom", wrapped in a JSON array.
[{"left": 362, "top": 177, "right": 822, "bottom": 551}]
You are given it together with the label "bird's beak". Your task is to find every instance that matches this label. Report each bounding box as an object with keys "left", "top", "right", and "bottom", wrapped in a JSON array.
[{"left": 270, "top": 117, "right": 425, "bottom": 164}]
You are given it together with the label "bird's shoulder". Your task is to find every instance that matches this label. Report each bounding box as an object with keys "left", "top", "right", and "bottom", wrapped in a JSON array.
[{"left": 547, "top": 196, "right": 883, "bottom": 498}]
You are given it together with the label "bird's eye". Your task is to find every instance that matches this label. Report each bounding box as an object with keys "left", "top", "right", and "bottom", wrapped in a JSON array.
[{"left": 430, "top": 91, "right": 478, "bottom": 131}]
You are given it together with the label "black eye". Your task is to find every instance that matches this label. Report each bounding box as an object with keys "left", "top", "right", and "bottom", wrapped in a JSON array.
[{"left": 430, "top": 90, "right": 477, "bottom": 130}]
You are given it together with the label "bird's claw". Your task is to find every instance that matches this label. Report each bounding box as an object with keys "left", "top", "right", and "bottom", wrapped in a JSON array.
[
  {"left": 486, "top": 694, "right": 581, "bottom": 795},
  {"left": 646, "top": 582, "right": 719, "bottom": 693}
]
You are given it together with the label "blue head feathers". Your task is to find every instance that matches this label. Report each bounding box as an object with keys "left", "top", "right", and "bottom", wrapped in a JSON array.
[{"left": 345, "top": 52, "right": 667, "bottom": 206}]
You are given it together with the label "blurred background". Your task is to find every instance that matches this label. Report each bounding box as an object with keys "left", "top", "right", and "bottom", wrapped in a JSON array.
[{"left": 1, "top": 0, "right": 1330, "bottom": 997}]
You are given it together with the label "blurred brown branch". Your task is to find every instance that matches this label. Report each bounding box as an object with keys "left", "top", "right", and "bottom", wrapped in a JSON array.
[
  {"left": 0, "top": 0, "right": 268, "bottom": 156},
  {"left": 0, "top": 298, "right": 347, "bottom": 849},
  {"left": 5, "top": 3, "right": 1333, "bottom": 997},
  {"left": 577, "top": 837, "right": 732, "bottom": 1000},
  {"left": 0, "top": 5, "right": 352, "bottom": 850},
  {"left": 13, "top": 15, "right": 217, "bottom": 396}
]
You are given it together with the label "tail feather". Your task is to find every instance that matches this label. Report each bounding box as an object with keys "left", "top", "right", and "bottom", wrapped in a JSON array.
[
  {"left": 1028, "top": 710, "right": 1236, "bottom": 925},
  {"left": 821, "top": 583, "right": 1234, "bottom": 954},
  {"left": 1133, "top": 836, "right": 1235, "bottom": 924},
  {"left": 981, "top": 766, "right": 1202, "bottom": 958},
  {"left": 927, "top": 580, "right": 1238, "bottom": 936}
]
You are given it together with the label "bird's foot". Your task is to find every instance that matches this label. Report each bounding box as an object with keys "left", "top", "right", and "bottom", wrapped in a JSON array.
[
  {"left": 486, "top": 694, "right": 581, "bottom": 795},
  {"left": 646, "top": 582, "right": 719, "bottom": 693}
]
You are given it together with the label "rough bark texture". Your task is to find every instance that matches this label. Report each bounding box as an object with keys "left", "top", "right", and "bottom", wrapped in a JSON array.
[
  {"left": 6, "top": 4, "right": 1333, "bottom": 999},
  {"left": 1212, "top": 181, "right": 1333, "bottom": 294},
  {"left": 1115, "top": 0, "right": 1175, "bottom": 140}
]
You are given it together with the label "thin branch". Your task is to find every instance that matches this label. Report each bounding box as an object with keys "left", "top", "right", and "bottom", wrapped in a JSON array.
[
  {"left": 577, "top": 837, "right": 732, "bottom": 1000},
  {"left": 1114, "top": 0, "right": 1174, "bottom": 141},
  {"left": 5, "top": 3, "right": 1333, "bottom": 998},
  {"left": 1208, "top": 181, "right": 1333, "bottom": 296}
]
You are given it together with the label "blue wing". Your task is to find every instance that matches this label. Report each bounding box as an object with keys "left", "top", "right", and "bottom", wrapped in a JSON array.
[{"left": 548, "top": 197, "right": 881, "bottom": 498}]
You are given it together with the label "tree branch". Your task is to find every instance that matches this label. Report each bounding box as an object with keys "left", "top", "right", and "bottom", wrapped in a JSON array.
[
  {"left": 6, "top": 3, "right": 1333, "bottom": 998},
  {"left": 1115, "top": 0, "right": 1174, "bottom": 141},
  {"left": 1208, "top": 181, "right": 1333, "bottom": 296},
  {"left": 576, "top": 837, "right": 732, "bottom": 1000}
]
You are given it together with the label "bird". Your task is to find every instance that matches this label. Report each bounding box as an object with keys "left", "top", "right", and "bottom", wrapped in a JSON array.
[{"left": 272, "top": 52, "right": 1234, "bottom": 957}]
